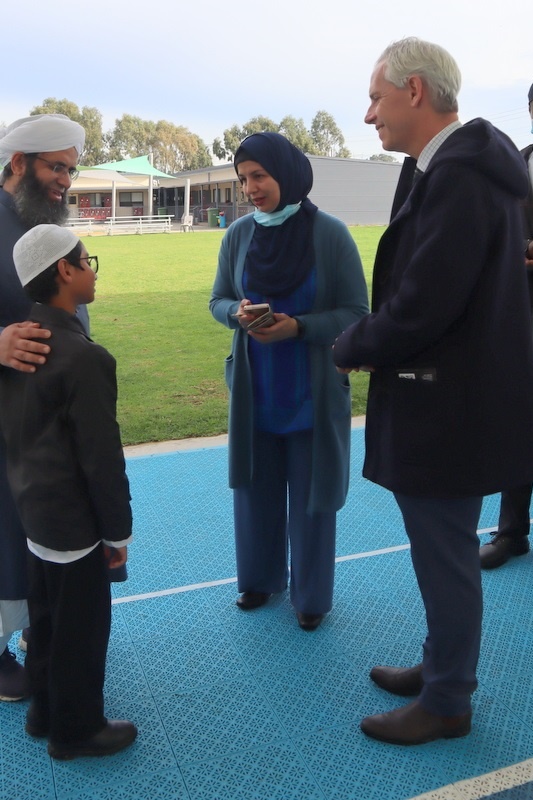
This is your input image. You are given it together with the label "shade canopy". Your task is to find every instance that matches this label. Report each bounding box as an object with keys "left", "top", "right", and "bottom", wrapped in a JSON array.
[
  {"left": 77, "top": 167, "right": 138, "bottom": 187},
  {"left": 91, "top": 155, "right": 175, "bottom": 178}
]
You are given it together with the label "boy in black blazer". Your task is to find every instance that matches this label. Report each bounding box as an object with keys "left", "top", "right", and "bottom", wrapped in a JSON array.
[{"left": 0, "top": 224, "right": 137, "bottom": 759}]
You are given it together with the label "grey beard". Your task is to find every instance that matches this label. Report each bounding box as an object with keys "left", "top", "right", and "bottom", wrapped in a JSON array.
[{"left": 13, "top": 170, "right": 70, "bottom": 228}]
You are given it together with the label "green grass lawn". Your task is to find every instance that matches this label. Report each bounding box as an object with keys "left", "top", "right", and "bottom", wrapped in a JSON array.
[{"left": 83, "top": 226, "right": 384, "bottom": 445}]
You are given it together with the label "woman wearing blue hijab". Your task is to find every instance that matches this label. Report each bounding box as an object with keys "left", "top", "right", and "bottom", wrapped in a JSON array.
[{"left": 210, "top": 132, "right": 368, "bottom": 629}]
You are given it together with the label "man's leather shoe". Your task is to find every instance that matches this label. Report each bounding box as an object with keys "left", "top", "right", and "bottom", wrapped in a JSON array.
[
  {"left": 47, "top": 719, "right": 138, "bottom": 760},
  {"left": 236, "top": 591, "right": 270, "bottom": 610},
  {"left": 360, "top": 700, "right": 471, "bottom": 745},
  {"left": 370, "top": 664, "right": 423, "bottom": 696},
  {"left": 296, "top": 612, "right": 323, "bottom": 631},
  {"left": 479, "top": 534, "right": 529, "bottom": 570}
]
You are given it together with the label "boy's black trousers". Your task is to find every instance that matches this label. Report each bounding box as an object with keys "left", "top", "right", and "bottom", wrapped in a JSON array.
[{"left": 26, "top": 543, "right": 111, "bottom": 743}]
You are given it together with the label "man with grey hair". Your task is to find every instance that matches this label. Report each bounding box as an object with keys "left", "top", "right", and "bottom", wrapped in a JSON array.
[
  {"left": 0, "top": 114, "right": 86, "bottom": 701},
  {"left": 334, "top": 38, "right": 533, "bottom": 744}
]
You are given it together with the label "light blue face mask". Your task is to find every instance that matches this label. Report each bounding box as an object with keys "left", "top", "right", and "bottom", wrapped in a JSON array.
[
  {"left": 531, "top": 122, "right": 533, "bottom": 135},
  {"left": 253, "top": 202, "right": 301, "bottom": 227}
]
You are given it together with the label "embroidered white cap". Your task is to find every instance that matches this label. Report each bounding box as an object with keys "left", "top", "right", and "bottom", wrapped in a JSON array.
[{"left": 13, "top": 224, "right": 80, "bottom": 287}]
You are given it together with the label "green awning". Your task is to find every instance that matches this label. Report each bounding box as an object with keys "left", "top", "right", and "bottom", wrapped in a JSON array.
[{"left": 89, "top": 155, "right": 174, "bottom": 178}]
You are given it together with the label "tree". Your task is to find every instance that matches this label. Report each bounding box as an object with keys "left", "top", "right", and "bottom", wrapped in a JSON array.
[
  {"left": 152, "top": 121, "right": 211, "bottom": 173},
  {"left": 188, "top": 135, "right": 212, "bottom": 169},
  {"left": 105, "top": 116, "right": 212, "bottom": 173},
  {"left": 213, "top": 124, "right": 242, "bottom": 161},
  {"left": 369, "top": 154, "right": 399, "bottom": 163},
  {"left": 213, "top": 117, "right": 278, "bottom": 161},
  {"left": 30, "top": 98, "right": 106, "bottom": 165},
  {"left": 29, "top": 99, "right": 212, "bottom": 173},
  {"left": 104, "top": 114, "right": 156, "bottom": 162},
  {"left": 310, "top": 110, "right": 351, "bottom": 158},
  {"left": 212, "top": 137, "right": 226, "bottom": 162},
  {"left": 243, "top": 116, "right": 278, "bottom": 136},
  {"left": 278, "top": 116, "right": 317, "bottom": 154},
  {"left": 213, "top": 111, "right": 350, "bottom": 161}
]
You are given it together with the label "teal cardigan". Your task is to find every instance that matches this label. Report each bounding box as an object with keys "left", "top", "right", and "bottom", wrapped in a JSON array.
[{"left": 209, "top": 210, "right": 369, "bottom": 514}]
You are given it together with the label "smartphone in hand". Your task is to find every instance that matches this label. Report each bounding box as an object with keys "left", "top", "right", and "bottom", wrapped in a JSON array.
[
  {"left": 243, "top": 304, "right": 270, "bottom": 315},
  {"left": 243, "top": 304, "right": 276, "bottom": 330}
]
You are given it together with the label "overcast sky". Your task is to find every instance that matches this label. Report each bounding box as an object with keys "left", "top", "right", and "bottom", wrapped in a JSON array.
[{"left": 4, "top": 0, "right": 531, "bottom": 161}]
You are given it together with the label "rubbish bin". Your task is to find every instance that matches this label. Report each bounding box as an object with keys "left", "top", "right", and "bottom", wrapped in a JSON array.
[
  {"left": 218, "top": 211, "right": 226, "bottom": 229},
  {"left": 157, "top": 207, "right": 167, "bottom": 216},
  {"left": 207, "top": 208, "right": 219, "bottom": 228}
]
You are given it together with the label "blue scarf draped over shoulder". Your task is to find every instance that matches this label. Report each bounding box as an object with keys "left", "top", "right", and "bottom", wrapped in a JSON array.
[{"left": 234, "top": 132, "right": 318, "bottom": 297}]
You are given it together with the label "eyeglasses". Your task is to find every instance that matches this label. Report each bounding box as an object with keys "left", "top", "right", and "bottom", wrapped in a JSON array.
[
  {"left": 34, "top": 155, "right": 79, "bottom": 181},
  {"left": 80, "top": 255, "right": 99, "bottom": 273}
]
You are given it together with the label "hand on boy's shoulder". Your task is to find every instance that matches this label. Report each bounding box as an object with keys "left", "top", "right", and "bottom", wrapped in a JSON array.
[{"left": 0, "top": 322, "right": 51, "bottom": 372}]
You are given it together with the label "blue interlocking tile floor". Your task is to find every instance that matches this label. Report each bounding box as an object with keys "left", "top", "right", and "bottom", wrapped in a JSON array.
[{"left": 1, "top": 426, "right": 533, "bottom": 800}]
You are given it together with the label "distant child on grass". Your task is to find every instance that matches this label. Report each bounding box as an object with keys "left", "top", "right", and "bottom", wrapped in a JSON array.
[{"left": 0, "top": 224, "right": 136, "bottom": 760}]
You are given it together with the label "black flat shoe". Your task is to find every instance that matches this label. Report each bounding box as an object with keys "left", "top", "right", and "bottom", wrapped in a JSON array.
[
  {"left": 236, "top": 591, "right": 270, "bottom": 610},
  {"left": 48, "top": 719, "right": 138, "bottom": 760},
  {"left": 296, "top": 612, "right": 324, "bottom": 631}
]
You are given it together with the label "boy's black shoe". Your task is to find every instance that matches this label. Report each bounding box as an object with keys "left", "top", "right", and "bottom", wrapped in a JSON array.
[
  {"left": 47, "top": 720, "right": 138, "bottom": 760},
  {"left": 25, "top": 702, "right": 48, "bottom": 738},
  {"left": 0, "top": 648, "right": 29, "bottom": 701}
]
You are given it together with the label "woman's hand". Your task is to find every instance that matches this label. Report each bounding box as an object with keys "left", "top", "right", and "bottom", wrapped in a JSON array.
[
  {"left": 234, "top": 298, "right": 256, "bottom": 329},
  {"left": 248, "top": 313, "right": 299, "bottom": 344}
]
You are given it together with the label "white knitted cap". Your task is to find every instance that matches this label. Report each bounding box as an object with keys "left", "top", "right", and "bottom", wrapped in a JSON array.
[{"left": 13, "top": 224, "right": 80, "bottom": 287}]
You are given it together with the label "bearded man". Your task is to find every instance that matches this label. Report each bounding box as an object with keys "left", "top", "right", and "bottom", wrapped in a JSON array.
[{"left": 0, "top": 114, "right": 86, "bottom": 700}]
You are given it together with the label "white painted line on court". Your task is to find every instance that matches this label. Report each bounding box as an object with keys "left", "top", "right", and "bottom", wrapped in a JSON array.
[
  {"left": 409, "top": 757, "right": 533, "bottom": 799},
  {"left": 111, "top": 547, "right": 411, "bottom": 606},
  {"left": 111, "top": 524, "right": 513, "bottom": 607},
  {"left": 112, "top": 576, "right": 238, "bottom": 605},
  {"left": 335, "top": 544, "right": 411, "bottom": 561}
]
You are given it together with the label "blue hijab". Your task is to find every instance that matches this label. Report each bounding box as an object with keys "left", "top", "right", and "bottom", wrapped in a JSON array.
[{"left": 234, "top": 132, "right": 318, "bottom": 297}]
